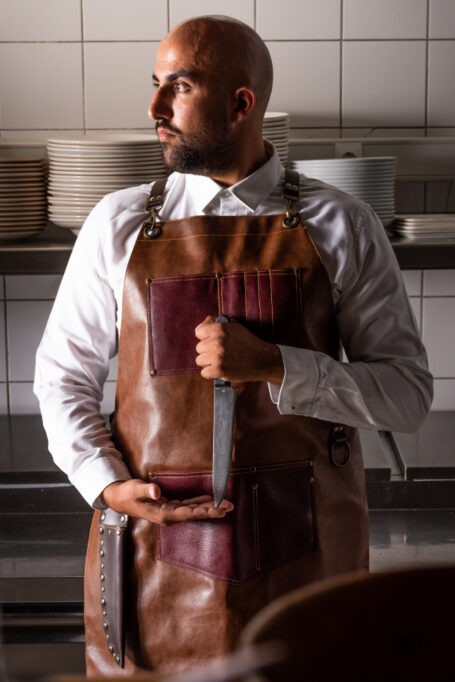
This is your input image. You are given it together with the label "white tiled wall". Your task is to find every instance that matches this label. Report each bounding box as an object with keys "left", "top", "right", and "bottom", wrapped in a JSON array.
[
  {"left": 1, "top": 0, "right": 455, "bottom": 137},
  {"left": 0, "top": 274, "right": 118, "bottom": 415}
]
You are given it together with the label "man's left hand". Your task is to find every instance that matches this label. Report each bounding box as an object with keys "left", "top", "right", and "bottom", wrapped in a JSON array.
[{"left": 195, "top": 315, "right": 284, "bottom": 386}]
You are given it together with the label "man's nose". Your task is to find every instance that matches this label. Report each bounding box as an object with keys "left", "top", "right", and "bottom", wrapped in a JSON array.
[{"left": 148, "top": 87, "right": 172, "bottom": 122}]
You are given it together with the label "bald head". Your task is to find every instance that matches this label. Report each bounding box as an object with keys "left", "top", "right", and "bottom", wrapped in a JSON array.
[{"left": 162, "top": 15, "right": 273, "bottom": 116}]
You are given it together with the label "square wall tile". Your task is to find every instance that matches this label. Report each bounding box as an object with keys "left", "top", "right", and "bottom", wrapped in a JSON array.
[
  {"left": 9, "top": 383, "right": 40, "bottom": 415},
  {"left": 0, "top": 384, "right": 7, "bottom": 415},
  {"left": 257, "top": 0, "right": 340, "bottom": 40},
  {"left": 409, "top": 297, "right": 421, "bottom": 330},
  {"left": 5, "top": 275, "right": 62, "bottom": 300},
  {"left": 425, "top": 181, "right": 454, "bottom": 212},
  {"left": 170, "top": 0, "right": 254, "bottom": 28},
  {"left": 0, "top": 44, "right": 83, "bottom": 129},
  {"left": 343, "top": 0, "right": 427, "bottom": 39},
  {"left": 0, "top": 0, "right": 81, "bottom": 41},
  {"left": 430, "top": 0, "right": 455, "bottom": 38},
  {"left": 396, "top": 181, "right": 425, "bottom": 213},
  {"left": 431, "top": 380, "right": 455, "bottom": 410},
  {"left": 363, "top": 140, "right": 455, "bottom": 176},
  {"left": 7, "top": 301, "right": 53, "bottom": 381},
  {"left": 101, "top": 381, "right": 116, "bottom": 415},
  {"left": 424, "top": 270, "right": 455, "bottom": 296},
  {"left": 0, "top": 305, "right": 6, "bottom": 382},
  {"left": 82, "top": 0, "right": 167, "bottom": 40},
  {"left": 84, "top": 43, "right": 158, "bottom": 128},
  {"left": 428, "top": 41, "right": 455, "bottom": 126},
  {"left": 342, "top": 42, "right": 426, "bottom": 128},
  {"left": 267, "top": 42, "right": 340, "bottom": 127},
  {"left": 422, "top": 297, "right": 455, "bottom": 377},
  {"left": 401, "top": 270, "right": 422, "bottom": 297},
  {"left": 107, "top": 354, "right": 118, "bottom": 382},
  {"left": 0, "top": 383, "right": 7, "bottom": 417}
]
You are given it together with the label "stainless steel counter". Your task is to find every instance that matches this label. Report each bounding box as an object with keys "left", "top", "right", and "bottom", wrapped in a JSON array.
[{"left": 0, "top": 223, "right": 453, "bottom": 274}]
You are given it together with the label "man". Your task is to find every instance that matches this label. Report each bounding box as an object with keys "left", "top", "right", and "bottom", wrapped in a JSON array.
[{"left": 34, "top": 15, "right": 432, "bottom": 677}]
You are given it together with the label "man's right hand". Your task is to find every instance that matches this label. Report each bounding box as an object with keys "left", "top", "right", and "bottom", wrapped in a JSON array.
[{"left": 102, "top": 479, "right": 234, "bottom": 526}]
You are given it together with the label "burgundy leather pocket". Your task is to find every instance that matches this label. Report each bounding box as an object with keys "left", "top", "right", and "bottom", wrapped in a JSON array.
[
  {"left": 146, "top": 268, "right": 303, "bottom": 375},
  {"left": 153, "top": 460, "right": 315, "bottom": 583}
]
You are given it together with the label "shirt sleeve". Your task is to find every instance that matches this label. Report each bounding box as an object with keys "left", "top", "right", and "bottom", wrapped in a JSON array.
[
  {"left": 268, "top": 205, "right": 433, "bottom": 432},
  {"left": 34, "top": 197, "right": 131, "bottom": 509}
]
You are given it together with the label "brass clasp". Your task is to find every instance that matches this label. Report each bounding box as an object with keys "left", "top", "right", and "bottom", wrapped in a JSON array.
[{"left": 142, "top": 207, "right": 162, "bottom": 239}]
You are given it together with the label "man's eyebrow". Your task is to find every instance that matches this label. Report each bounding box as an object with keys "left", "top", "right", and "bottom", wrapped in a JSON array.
[{"left": 152, "top": 69, "right": 198, "bottom": 83}]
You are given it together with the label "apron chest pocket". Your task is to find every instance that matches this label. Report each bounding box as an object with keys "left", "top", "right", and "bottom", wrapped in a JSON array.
[
  {"left": 153, "top": 460, "right": 315, "bottom": 583},
  {"left": 146, "top": 268, "right": 304, "bottom": 376}
]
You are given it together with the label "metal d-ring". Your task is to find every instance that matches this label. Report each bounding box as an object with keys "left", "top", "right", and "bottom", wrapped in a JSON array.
[
  {"left": 142, "top": 208, "right": 162, "bottom": 239},
  {"left": 281, "top": 198, "right": 300, "bottom": 229},
  {"left": 329, "top": 424, "right": 351, "bottom": 467}
]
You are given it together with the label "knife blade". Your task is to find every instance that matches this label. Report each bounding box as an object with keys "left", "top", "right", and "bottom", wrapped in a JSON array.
[{"left": 212, "top": 315, "right": 238, "bottom": 508}]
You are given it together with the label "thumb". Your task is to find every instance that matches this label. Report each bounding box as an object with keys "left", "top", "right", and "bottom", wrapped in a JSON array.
[{"left": 147, "top": 483, "right": 161, "bottom": 500}]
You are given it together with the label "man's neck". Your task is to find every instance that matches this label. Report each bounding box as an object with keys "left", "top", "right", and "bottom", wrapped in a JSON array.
[{"left": 209, "top": 140, "right": 270, "bottom": 188}]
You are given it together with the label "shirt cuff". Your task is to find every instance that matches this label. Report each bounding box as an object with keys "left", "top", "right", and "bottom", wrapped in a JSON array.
[
  {"left": 70, "top": 455, "right": 132, "bottom": 509},
  {"left": 267, "top": 344, "right": 319, "bottom": 415}
]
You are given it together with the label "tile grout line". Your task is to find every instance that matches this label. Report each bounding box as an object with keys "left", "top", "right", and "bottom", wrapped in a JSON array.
[
  {"left": 339, "top": 0, "right": 344, "bottom": 132},
  {"left": 2, "top": 38, "right": 454, "bottom": 44},
  {"left": 2, "top": 280, "right": 11, "bottom": 416},
  {"left": 80, "top": 0, "right": 87, "bottom": 133},
  {"left": 167, "top": 0, "right": 170, "bottom": 32},
  {"left": 254, "top": 0, "right": 257, "bottom": 31},
  {"left": 424, "top": 0, "right": 430, "bottom": 137}
]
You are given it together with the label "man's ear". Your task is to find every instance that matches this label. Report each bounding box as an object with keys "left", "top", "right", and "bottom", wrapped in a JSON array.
[{"left": 232, "top": 87, "right": 256, "bottom": 121}]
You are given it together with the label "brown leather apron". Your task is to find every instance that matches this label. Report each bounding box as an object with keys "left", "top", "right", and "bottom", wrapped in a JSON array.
[{"left": 84, "top": 172, "right": 369, "bottom": 676}]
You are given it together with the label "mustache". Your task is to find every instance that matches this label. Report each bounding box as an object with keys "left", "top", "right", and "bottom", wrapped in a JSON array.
[{"left": 155, "top": 121, "right": 182, "bottom": 135}]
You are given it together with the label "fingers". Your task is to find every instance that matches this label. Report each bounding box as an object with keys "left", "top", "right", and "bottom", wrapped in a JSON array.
[{"left": 194, "top": 315, "right": 217, "bottom": 339}]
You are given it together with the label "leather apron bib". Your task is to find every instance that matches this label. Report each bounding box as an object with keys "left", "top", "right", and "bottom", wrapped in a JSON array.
[{"left": 84, "top": 172, "right": 369, "bottom": 676}]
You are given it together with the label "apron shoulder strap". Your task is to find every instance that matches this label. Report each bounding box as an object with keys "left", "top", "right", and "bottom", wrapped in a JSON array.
[
  {"left": 145, "top": 176, "right": 168, "bottom": 212},
  {"left": 283, "top": 168, "right": 300, "bottom": 201},
  {"left": 143, "top": 176, "right": 168, "bottom": 239}
]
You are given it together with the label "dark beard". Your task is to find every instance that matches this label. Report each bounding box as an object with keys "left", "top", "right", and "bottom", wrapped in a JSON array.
[{"left": 158, "top": 123, "right": 236, "bottom": 176}]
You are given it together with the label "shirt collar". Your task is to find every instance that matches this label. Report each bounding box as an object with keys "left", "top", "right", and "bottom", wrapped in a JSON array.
[{"left": 181, "top": 143, "right": 284, "bottom": 214}]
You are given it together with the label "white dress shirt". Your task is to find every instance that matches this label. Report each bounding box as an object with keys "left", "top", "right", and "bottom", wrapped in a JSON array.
[{"left": 34, "top": 147, "right": 433, "bottom": 508}]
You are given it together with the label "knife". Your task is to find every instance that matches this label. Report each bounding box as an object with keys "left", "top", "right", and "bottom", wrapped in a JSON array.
[{"left": 212, "top": 315, "right": 238, "bottom": 508}]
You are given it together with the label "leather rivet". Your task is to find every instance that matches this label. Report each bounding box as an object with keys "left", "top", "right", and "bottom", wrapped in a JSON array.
[
  {"left": 101, "top": 586, "right": 105, "bottom": 592},
  {"left": 101, "top": 563, "right": 105, "bottom": 569},
  {"left": 100, "top": 573, "right": 105, "bottom": 581},
  {"left": 101, "top": 598, "right": 106, "bottom": 606},
  {"left": 103, "top": 610, "right": 107, "bottom": 617},
  {"left": 109, "top": 646, "right": 114, "bottom": 653},
  {"left": 108, "top": 529, "right": 112, "bottom": 535},
  {"left": 103, "top": 622, "right": 108, "bottom": 630},
  {"left": 148, "top": 472, "right": 155, "bottom": 478},
  {"left": 100, "top": 550, "right": 104, "bottom": 557},
  {"left": 150, "top": 369, "right": 157, "bottom": 376},
  {"left": 100, "top": 513, "right": 106, "bottom": 521},
  {"left": 98, "top": 526, "right": 104, "bottom": 534},
  {"left": 116, "top": 530, "right": 121, "bottom": 536},
  {"left": 106, "top": 635, "right": 110, "bottom": 641},
  {"left": 116, "top": 656, "right": 120, "bottom": 663},
  {"left": 120, "top": 515, "right": 126, "bottom": 523},
  {"left": 100, "top": 540, "right": 104, "bottom": 546}
]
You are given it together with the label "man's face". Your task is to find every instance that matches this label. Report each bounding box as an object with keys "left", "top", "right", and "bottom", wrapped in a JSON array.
[{"left": 149, "top": 36, "right": 236, "bottom": 175}]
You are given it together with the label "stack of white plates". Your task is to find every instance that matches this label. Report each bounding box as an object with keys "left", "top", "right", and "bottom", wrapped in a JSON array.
[
  {"left": 47, "top": 134, "right": 168, "bottom": 233},
  {"left": 391, "top": 214, "right": 455, "bottom": 240},
  {"left": 263, "top": 112, "right": 289, "bottom": 165},
  {"left": 0, "top": 157, "right": 47, "bottom": 241},
  {"left": 289, "top": 157, "right": 397, "bottom": 226}
]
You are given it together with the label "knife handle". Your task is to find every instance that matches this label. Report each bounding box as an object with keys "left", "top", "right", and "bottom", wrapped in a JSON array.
[{"left": 214, "top": 315, "right": 230, "bottom": 388}]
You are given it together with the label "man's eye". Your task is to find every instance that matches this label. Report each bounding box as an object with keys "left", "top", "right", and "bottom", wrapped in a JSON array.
[{"left": 174, "top": 82, "right": 189, "bottom": 92}]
